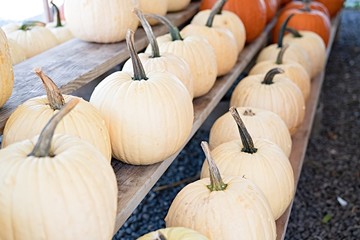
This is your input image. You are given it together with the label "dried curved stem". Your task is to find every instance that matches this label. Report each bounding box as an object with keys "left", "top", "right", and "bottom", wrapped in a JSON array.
[
  {"left": 34, "top": 68, "right": 65, "bottom": 110},
  {"left": 28, "top": 99, "right": 80, "bottom": 158},
  {"left": 144, "top": 13, "right": 183, "bottom": 41},
  {"left": 126, "top": 30, "right": 147, "bottom": 80},
  {"left": 206, "top": 0, "right": 228, "bottom": 27},
  {"left": 261, "top": 68, "right": 284, "bottom": 85}
]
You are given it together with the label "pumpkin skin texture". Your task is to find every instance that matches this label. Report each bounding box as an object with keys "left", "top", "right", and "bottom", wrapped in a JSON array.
[
  {"left": 202, "top": 107, "right": 295, "bottom": 220},
  {"left": 0, "top": 28, "right": 14, "bottom": 108},
  {"left": 230, "top": 68, "right": 305, "bottom": 135},
  {"left": 167, "top": 0, "right": 191, "bottom": 12},
  {"left": 272, "top": 7, "right": 331, "bottom": 46},
  {"left": 146, "top": 34, "right": 217, "bottom": 98},
  {"left": 137, "top": 227, "right": 209, "bottom": 240},
  {"left": 7, "top": 25, "right": 58, "bottom": 58},
  {"left": 181, "top": 23, "right": 237, "bottom": 77},
  {"left": 283, "top": 30, "right": 326, "bottom": 78},
  {"left": 64, "top": 0, "right": 139, "bottom": 43},
  {"left": 209, "top": 106, "right": 292, "bottom": 157},
  {"left": 0, "top": 101, "right": 118, "bottom": 240},
  {"left": 2, "top": 95, "right": 112, "bottom": 161},
  {"left": 200, "top": 0, "right": 267, "bottom": 43},
  {"left": 190, "top": 9, "right": 246, "bottom": 54},
  {"left": 249, "top": 50, "right": 311, "bottom": 100},
  {"left": 256, "top": 43, "right": 313, "bottom": 77},
  {"left": 315, "top": 0, "right": 344, "bottom": 17},
  {"left": 7, "top": 39, "right": 26, "bottom": 64},
  {"left": 166, "top": 142, "right": 276, "bottom": 239},
  {"left": 139, "top": 0, "right": 168, "bottom": 25},
  {"left": 282, "top": 0, "right": 330, "bottom": 17},
  {"left": 264, "top": 0, "right": 278, "bottom": 22}
]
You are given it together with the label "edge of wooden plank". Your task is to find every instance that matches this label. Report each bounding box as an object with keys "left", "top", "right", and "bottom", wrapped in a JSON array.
[
  {"left": 275, "top": 11, "right": 342, "bottom": 240},
  {"left": 112, "top": 17, "right": 278, "bottom": 234},
  {"left": 0, "top": 2, "right": 200, "bottom": 134}
]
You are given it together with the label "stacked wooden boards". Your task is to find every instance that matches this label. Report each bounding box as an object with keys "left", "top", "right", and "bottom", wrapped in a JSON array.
[{"left": 0, "top": 1, "right": 342, "bottom": 239}]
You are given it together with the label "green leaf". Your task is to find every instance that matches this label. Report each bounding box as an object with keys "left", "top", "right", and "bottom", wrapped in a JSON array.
[{"left": 322, "top": 213, "right": 332, "bottom": 223}]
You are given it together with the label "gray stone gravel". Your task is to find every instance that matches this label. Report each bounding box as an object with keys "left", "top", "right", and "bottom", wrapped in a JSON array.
[{"left": 114, "top": 9, "right": 360, "bottom": 240}]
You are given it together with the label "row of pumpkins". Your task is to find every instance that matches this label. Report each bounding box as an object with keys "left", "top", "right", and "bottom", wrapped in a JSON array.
[
  {"left": 0, "top": 0, "right": 343, "bottom": 239},
  {"left": 1, "top": 0, "right": 192, "bottom": 65}
]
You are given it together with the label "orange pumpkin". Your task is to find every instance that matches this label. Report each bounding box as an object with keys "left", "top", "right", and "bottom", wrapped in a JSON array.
[
  {"left": 280, "top": 0, "right": 292, "bottom": 5},
  {"left": 264, "top": 0, "right": 278, "bottom": 22},
  {"left": 200, "top": 0, "right": 266, "bottom": 43},
  {"left": 315, "top": 0, "right": 344, "bottom": 17},
  {"left": 272, "top": 6, "right": 331, "bottom": 46},
  {"left": 282, "top": 0, "right": 330, "bottom": 17}
]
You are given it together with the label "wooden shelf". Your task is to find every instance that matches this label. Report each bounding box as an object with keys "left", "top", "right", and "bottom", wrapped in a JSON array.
[
  {"left": 0, "top": 2, "right": 200, "bottom": 134},
  {"left": 275, "top": 12, "right": 342, "bottom": 240}
]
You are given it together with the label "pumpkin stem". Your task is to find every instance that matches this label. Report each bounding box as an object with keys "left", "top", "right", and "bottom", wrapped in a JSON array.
[
  {"left": 34, "top": 68, "right": 65, "bottom": 110},
  {"left": 286, "top": 27, "right": 303, "bottom": 38},
  {"left": 201, "top": 141, "right": 228, "bottom": 192},
  {"left": 28, "top": 99, "right": 80, "bottom": 158},
  {"left": 229, "top": 107, "right": 257, "bottom": 154},
  {"left": 126, "top": 29, "right": 148, "bottom": 81},
  {"left": 50, "top": 1, "right": 63, "bottom": 28},
  {"left": 302, "top": 0, "right": 311, "bottom": 12},
  {"left": 243, "top": 109, "right": 255, "bottom": 116},
  {"left": 275, "top": 43, "right": 289, "bottom": 65},
  {"left": 278, "top": 13, "right": 295, "bottom": 48},
  {"left": 134, "top": 9, "right": 161, "bottom": 58},
  {"left": 261, "top": 68, "right": 284, "bottom": 85},
  {"left": 19, "top": 20, "right": 46, "bottom": 31},
  {"left": 144, "top": 13, "right": 183, "bottom": 41},
  {"left": 205, "top": 0, "right": 227, "bottom": 27},
  {"left": 154, "top": 231, "right": 167, "bottom": 240}
]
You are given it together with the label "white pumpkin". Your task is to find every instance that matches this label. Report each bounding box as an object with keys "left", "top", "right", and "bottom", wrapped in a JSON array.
[{"left": 0, "top": 28, "right": 14, "bottom": 108}]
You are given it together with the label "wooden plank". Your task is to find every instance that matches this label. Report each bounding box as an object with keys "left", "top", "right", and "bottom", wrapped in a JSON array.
[
  {"left": 0, "top": 2, "right": 200, "bottom": 134},
  {"left": 112, "top": 17, "right": 278, "bottom": 234},
  {"left": 275, "top": 12, "right": 342, "bottom": 240}
]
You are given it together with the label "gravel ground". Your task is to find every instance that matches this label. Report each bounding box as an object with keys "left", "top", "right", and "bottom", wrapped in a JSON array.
[{"left": 114, "top": 9, "right": 360, "bottom": 240}]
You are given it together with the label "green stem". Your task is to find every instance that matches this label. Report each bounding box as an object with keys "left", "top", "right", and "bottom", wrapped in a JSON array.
[
  {"left": 144, "top": 13, "right": 183, "bottom": 41},
  {"left": 126, "top": 30, "right": 148, "bottom": 81},
  {"left": 302, "top": 0, "right": 311, "bottom": 12},
  {"left": 20, "top": 20, "right": 46, "bottom": 31},
  {"left": 276, "top": 44, "right": 289, "bottom": 65},
  {"left": 261, "top": 68, "right": 284, "bottom": 85},
  {"left": 278, "top": 13, "right": 295, "bottom": 48},
  {"left": 229, "top": 107, "right": 257, "bottom": 154},
  {"left": 34, "top": 68, "right": 65, "bottom": 110},
  {"left": 286, "top": 27, "right": 303, "bottom": 38},
  {"left": 28, "top": 99, "right": 80, "bottom": 158},
  {"left": 134, "top": 9, "right": 161, "bottom": 58},
  {"left": 201, "top": 141, "right": 228, "bottom": 192},
  {"left": 205, "top": 0, "right": 227, "bottom": 27},
  {"left": 50, "top": 1, "right": 63, "bottom": 28}
]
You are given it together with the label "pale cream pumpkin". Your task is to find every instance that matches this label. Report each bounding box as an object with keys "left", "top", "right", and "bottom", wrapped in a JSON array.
[
  {"left": 145, "top": 14, "right": 217, "bottom": 98},
  {"left": 139, "top": 0, "right": 167, "bottom": 25},
  {"left": 0, "top": 99, "right": 118, "bottom": 240},
  {"left": 283, "top": 29, "right": 326, "bottom": 78},
  {"left": 90, "top": 30, "right": 194, "bottom": 165},
  {"left": 64, "top": 0, "right": 139, "bottom": 43},
  {"left": 123, "top": 9, "right": 193, "bottom": 98},
  {"left": 190, "top": 1, "right": 246, "bottom": 53},
  {"left": 137, "top": 227, "right": 209, "bottom": 240},
  {"left": 7, "top": 39, "right": 26, "bottom": 64},
  {"left": 0, "top": 28, "right": 14, "bottom": 108},
  {"left": 181, "top": 2, "right": 237, "bottom": 77},
  {"left": 230, "top": 68, "right": 305, "bottom": 135},
  {"left": 166, "top": 141, "right": 276, "bottom": 239},
  {"left": 167, "top": 0, "right": 191, "bottom": 12},
  {"left": 1, "top": 22, "right": 19, "bottom": 35},
  {"left": 2, "top": 69, "right": 112, "bottom": 161},
  {"left": 202, "top": 107, "right": 295, "bottom": 220},
  {"left": 249, "top": 44, "right": 311, "bottom": 100},
  {"left": 256, "top": 14, "right": 313, "bottom": 77},
  {"left": 46, "top": 1, "right": 74, "bottom": 43},
  {"left": 209, "top": 106, "right": 292, "bottom": 157},
  {"left": 7, "top": 22, "right": 59, "bottom": 58}
]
